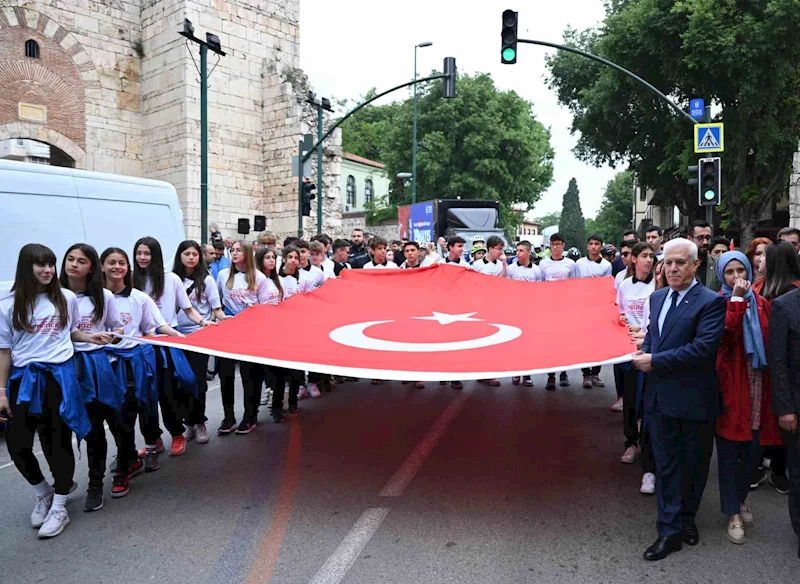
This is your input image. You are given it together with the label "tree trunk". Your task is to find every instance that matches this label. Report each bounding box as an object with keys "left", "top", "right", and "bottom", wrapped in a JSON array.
[{"left": 738, "top": 214, "right": 757, "bottom": 250}]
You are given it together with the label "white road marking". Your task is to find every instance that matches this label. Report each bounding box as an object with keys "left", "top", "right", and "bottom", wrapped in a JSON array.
[
  {"left": 307, "top": 508, "right": 390, "bottom": 584},
  {"left": 379, "top": 391, "right": 470, "bottom": 496}
]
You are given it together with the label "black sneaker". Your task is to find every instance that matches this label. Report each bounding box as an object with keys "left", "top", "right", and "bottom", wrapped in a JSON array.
[
  {"left": 84, "top": 483, "right": 104, "bottom": 512},
  {"left": 272, "top": 411, "right": 285, "bottom": 424},
  {"left": 546, "top": 375, "right": 557, "bottom": 391},
  {"left": 144, "top": 451, "right": 160, "bottom": 473},
  {"left": 559, "top": 373, "right": 570, "bottom": 387},
  {"left": 218, "top": 418, "right": 237, "bottom": 434},
  {"left": 205, "top": 371, "right": 215, "bottom": 381},
  {"left": 451, "top": 381, "right": 464, "bottom": 390},
  {"left": 750, "top": 468, "right": 768, "bottom": 490},
  {"left": 771, "top": 474, "right": 790, "bottom": 494},
  {"left": 235, "top": 420, "right": 257, "bottom": 434},
  {"left": 288, "top": 404, "right": 298, "bottom": 414}
]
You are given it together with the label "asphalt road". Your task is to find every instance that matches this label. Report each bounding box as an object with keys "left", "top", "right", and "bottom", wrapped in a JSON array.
[{"left": 1, "top": 368, "right": 797, "bottom": 584}]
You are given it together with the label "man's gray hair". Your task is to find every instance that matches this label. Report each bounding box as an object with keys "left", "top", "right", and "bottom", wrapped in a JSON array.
[{"left": 663, "top": 238, "right": 698, "bottom": 261}]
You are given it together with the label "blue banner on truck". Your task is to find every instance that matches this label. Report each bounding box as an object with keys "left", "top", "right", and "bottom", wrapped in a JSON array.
[{"left": 410, "top": 202, "right": 434, "bottom": 243}]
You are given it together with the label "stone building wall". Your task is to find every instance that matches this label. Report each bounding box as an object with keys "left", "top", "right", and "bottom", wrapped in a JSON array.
[{"left": 0, "top": 0, "right": 343, "bottom": 243}]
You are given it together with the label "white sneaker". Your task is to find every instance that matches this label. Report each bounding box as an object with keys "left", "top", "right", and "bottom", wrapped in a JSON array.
[
  {"left": 195, "top": 423, "right": 209, "bottom": 444},
  {"left": 610, "top": 398, "right": 623, "bottom": 412},
  {"left": 38, "top": 508, "right": 70, "bottom": 538},
  {"left": 184, "top": 425, "right": 197, "bottom": 442},
  {"left": 640, "top": 472, "right": 656, "bottom": 494},
  {"left": 727, "top": 516, "right": 745, "bottom": 545},
  {"left": 739, "top": 504, "right": 753, "bottom": 525},
  {"left": 297, "top": 386, "right": 308, "bottom": 400},
  {"left": 31, "top": 490, "right": 54, "bottom": 528},
  {"left": 260, "top": 387, "right": 271, "bottom": 406},
  {"left": 308, "top": 383, "right": 321, "bottom": 398},
  {"left": 621, "top": 445, "right": 639, "bottom": 464}
]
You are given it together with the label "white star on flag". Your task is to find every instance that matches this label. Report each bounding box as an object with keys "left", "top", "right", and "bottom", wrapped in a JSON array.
[{"left": 411, "top": 312, "right": 484, "bottom": 325}]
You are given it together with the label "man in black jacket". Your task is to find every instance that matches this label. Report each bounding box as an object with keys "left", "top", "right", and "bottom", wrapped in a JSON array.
[
  {"left": 768, "top": 287, "right": 800, "bottom": 559},
  {"left": 347, "top": 229, "right": 370, "bottom": 269}
]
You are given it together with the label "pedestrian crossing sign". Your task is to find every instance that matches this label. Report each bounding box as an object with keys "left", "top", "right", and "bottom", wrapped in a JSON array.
[{"left": 694, "top": 123, "right": 724, "bottom": 153}]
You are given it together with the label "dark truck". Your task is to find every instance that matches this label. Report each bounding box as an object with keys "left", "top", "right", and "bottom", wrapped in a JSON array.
[{"left": 397, "top": 199, "right": 514, "bottom": 259}]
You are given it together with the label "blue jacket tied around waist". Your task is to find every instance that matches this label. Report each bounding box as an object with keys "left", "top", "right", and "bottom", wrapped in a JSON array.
[
  {"left": 106, "top": 344, "right": 158, "bottom": 409},
  {"left": 76, "top": 350, "right": 125, "bottom": 410},
  {"left": 9, "top": 359, "right": 91, "bottom": 441}
]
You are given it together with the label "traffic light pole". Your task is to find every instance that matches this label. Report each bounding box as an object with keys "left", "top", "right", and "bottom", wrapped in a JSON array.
[
  {"left": 316, "top": 101, "right": 324, "bottom": 235},
  {"left": 297, "top": 71, "right": 452, "bottom": 233},
  {"left": 517, "top": 39, "right": 698, "bottom": 127}
]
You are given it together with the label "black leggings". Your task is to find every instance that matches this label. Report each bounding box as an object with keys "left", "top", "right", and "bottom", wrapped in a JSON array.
[
  {"left": 219, "top": 358, "right": 264, "bottom": 424},
  {"left": 6, "top": 375, "right": 75, "bottom": 495},
  {"left": 109, "top": 361, "right": 149, "bottom": 471},
  {"left": 266, "top": 366, "right": 301, "bottom": 414},
  {"left": 179, "top": 351, "right": 209, "bottom": 425},
  {"left": 85, "top": 400, "right": 123, "bottom": 485}
]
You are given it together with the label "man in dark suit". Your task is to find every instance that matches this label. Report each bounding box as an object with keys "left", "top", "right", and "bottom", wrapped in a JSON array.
[
  {"left": 632, "top": 238, "right": 726, "bottom": 561},
  {"left": 768, "top": 287, "right": 800, "bottom": 559}
]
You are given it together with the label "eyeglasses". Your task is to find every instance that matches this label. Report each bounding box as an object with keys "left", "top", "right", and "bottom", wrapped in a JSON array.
[
  {"left": 621, "top": 252, "right": 631, "bottom": 257},
  {"left": 694, "top": 235, "right": 712, "bottom": 242},
  {"left": 551, "top": 242, "right": 565, "bottom": 247}
]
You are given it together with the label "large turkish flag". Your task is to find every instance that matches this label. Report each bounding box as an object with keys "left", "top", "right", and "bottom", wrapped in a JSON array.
[{"left": 136, "top": 264, "right": 635, "bottom": 380}]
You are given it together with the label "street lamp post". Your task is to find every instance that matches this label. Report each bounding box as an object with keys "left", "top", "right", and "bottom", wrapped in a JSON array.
[
  {"left": 412, "top": 41, "right": 432, "bottom": 205},
  {"left": 180, "top": 19, "right": 225, "bottom": 244},
  {"left": 304, "top": 92, "right": 334, "bottom": 235}
]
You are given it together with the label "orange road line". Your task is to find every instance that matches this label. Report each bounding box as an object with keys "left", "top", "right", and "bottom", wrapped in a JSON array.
[{"left": 245, "top": 417, "right": 302, "bottom": 584}]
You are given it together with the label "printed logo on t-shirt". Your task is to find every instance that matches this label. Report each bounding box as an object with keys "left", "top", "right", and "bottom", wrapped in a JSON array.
[
  {"left": 119, "top": 311, "right": 133, "bottom": 326},
  {"left": 228, "top": 288, "right": 257, "bottom": 304},
  {"left": 76, "top": 315, "right": 95, "bottom": 332},
  {"left": 30, "top": 316, "right": 64, "bottom": 337}
]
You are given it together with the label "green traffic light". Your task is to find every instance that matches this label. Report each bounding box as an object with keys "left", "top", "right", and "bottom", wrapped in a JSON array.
[
  {"left": 502, "top": 47, "right": 516, "bottom": 62},
  {"left": 704, "top": 189, "right": 716, "bottom": 201}
]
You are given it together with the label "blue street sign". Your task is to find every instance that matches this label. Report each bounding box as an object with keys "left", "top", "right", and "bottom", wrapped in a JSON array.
[
  {"left": 690, "top": 98, "right": 705, "bottom": 120},
  {"left": 694, "top": 123, "right": 724, "bottom": 153}
]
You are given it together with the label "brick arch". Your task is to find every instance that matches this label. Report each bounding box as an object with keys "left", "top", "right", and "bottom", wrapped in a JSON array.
[
  {"left": 0, "top": 123, "right": 86, "bottom": 168},
  {"left": 0, "top": 7, "right": 100, "bottom": 150}
]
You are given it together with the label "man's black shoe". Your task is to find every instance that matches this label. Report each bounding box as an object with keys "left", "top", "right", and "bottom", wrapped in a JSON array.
[
  {"left": 272, "top": 411, "right": 285, "bottom": 424},
  {"left": 644, "top": 535, "right": 682, "bottom": 561},
  {"left": 682, "top": 522, "right": 700, "bottom": 546}
]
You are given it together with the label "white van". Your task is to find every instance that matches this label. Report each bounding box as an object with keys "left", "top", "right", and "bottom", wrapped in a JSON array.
[{"left": 0, "top": 160, "right": 185, "bottom": 294}]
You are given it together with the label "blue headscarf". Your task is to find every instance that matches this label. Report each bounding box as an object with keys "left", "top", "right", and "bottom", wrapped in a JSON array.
[{"left": 716, "top": 251, "right": 767, "bottom": 369}]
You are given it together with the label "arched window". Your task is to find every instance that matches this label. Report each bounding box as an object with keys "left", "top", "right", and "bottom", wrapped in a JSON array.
[
  {"left": 364, "top": 179, "right": 373, "bottom": 204},
  {"left": 25, "top": 40, "right": 40, "bottom": 59},
  {"left": 346, "top": 175, "right": 356, "bottom": 207}
]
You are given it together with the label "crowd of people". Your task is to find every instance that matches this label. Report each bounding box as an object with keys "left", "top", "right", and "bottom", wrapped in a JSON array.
[{"left": 1, "top": 222, "right": 799, "bottom": 565}]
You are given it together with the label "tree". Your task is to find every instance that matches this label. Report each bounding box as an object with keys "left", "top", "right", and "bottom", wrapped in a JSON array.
[
  {"left": 546, "top": 0, "right": 800, "bottom": 243},
  {"left": 590, "top": 171, "right": 634, "bottom": 243},
  {"left": 560, "top": 178, "right": 586, "bottom": 249},
  {"left": 532, "top": 211, "right": 561, "bottom": 230},
  {"left": 338, "top": 90, "right": 406, "bottom": 162},
  {"left": 339, "top": 73, "right": 555, "bottom": 230}
]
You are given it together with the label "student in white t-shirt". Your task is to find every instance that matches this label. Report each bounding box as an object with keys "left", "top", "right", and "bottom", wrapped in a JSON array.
[
  {"left": 574, "top": 234, "right": 613, "bottom": 389},
  {"left": 133, "top": 237, "right": 209, "bottom": 460},
  {"left": 306, "top": 241, "right": 332, "bottom": 395},
  {"left": 614, "top": 241, "right": 635, "bottom": 294},
  {"left": 216, "top": 240, "right": 271, "bottom": 435},
  {"left": 328, "top": 239, "right": 352, "bottom": 278},
  {"left": 298, "top": 240, "right": 327, "bottom": 290},
  {"left": 101, "top": 247, "right": 184, "bottom": 483},
  {"left": 59, "top": 243, "right": 124, "bottom": 513},
  {"left": 538, "top": 233, "right": 574, "bottom": 391},
  {"left": 435, "top": 236, "right": 471, "bottom": 271},
  {"left": 277, "top": 246, "right": 309, "bottom": 406},
  {"left": 364, "top": 237, "right": 399, "bottom": 270},
  {"left": 616, "top": 243, "right": 656, "bottom": 487},
  {"left": 507, "top": 241, "right": 543, "bottom": 387},
  {"left": 471, "top": 235, "right": 507, "bottom": 279},
  {"left": 172, "top": 240, "right": 227, "bottom": 448},
  {"left": 0, "top": 244, "right": 110, "bottom": 538}
]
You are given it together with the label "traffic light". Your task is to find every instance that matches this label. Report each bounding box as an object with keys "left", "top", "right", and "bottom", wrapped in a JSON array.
[
  {"left": 501, "top": 9, "right": 518, "bottom": 64},
  {"left": 443, "top": 57, "right": 457, "bottom": 98},
  {"left": 698, "top": 157, "right": 721, "bottom": 206},
  {"left": 687, "top": 162, "right": 698, "bottom": 188},
  {"left": 302, "top": 182, "right": 316, "bottom": 217}
]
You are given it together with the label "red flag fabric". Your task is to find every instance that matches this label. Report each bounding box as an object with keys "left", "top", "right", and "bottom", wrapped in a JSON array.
[{"left": 136, "top": 264, "right": 635, "bottom": 380}]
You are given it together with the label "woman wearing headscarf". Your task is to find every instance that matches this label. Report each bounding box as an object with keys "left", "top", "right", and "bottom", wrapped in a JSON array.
[{"left": 714, "top": 251, "right": 773, "bottom": 545}]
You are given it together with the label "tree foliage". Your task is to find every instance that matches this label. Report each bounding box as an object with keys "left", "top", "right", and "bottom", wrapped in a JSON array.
[
  {"left": 560, "top": 178, "right": 587, "bottom": 248},
  {"left": 546, "top": 0, "right": 800, "bottom": 242},
  {"left": 338, "top": 73, "right": 555, "bottom": 229},
  {"left": 590, "top": 171, "right": 634, "bottom": 244},
  {"left": 533, "top": 211, "right": 561, "bottom": 230}
]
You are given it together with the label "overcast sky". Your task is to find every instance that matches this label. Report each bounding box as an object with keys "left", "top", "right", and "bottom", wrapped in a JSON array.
[{"left": 299, "top": 0, "right": 621, "bottom": 219}]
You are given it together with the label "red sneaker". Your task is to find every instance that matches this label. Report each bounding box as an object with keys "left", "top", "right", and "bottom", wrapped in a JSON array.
[
  {"left": 111, "top": 474, "right": 129, "bottom": 498},
  {"left": 169, "top": 435, "right": 186, "bottom": 457},
  {"left": 127, "top": 458, "right": 144, "bottom": 479}
]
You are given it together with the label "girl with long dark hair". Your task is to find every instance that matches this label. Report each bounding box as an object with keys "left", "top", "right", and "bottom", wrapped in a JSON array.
[
  {"left": 101, "top": 247, "right": 183, "bottom": 493},
  {"left": 256, "top": 247, "right": 293, "bottom": 422},
  {"left": 59, "top": 244, "right": 124, "bottom": 512},
  {"left": 172, "top": 240, "right": 226, "bottom": 445},
  {"left": 133, "top": 237, "right": 207, "bottom": 462},
  {"left": 0, "top": 244, "right": 94, "bottom": 538},
  {"left": 217, "top": 240, "right": 271, "bottom": 434},
  {"left": 277, "top": 246, "right": 307, "bottom": 410}
]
